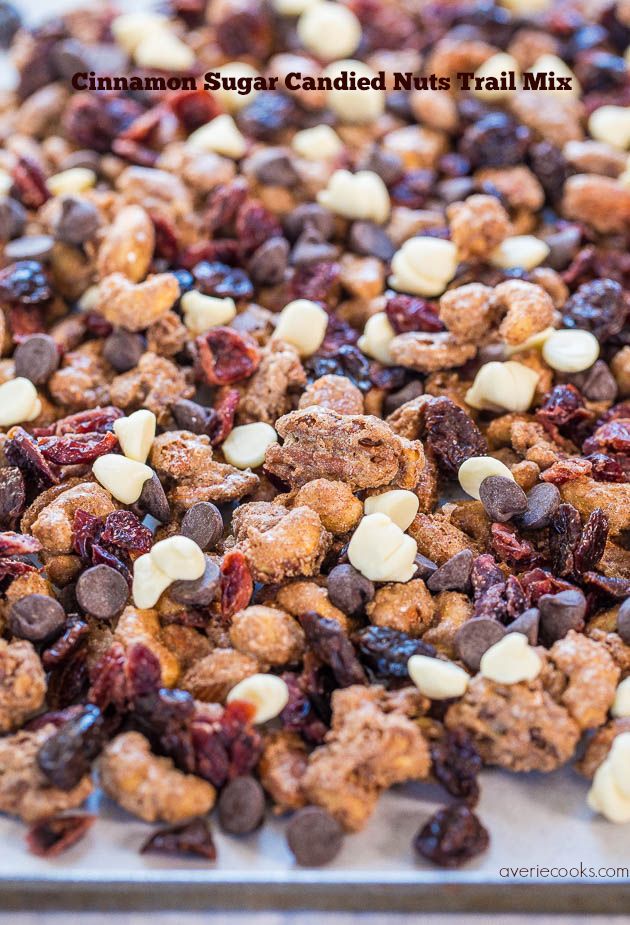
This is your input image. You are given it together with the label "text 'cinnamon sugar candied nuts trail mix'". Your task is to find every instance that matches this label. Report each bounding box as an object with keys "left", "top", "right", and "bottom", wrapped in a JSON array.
[{"left": 1, "top": 0, "right": 630, "bottom": 873}]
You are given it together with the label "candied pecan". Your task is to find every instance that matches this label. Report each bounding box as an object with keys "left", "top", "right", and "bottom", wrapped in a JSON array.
[
  {"left": 110, "top": 353, "right": 194, "bottom": 426},
  {"left": 181, "top": 648, "right": 258, "bottom": 703},
  {"left": 409, "top": 514, "right": 478, "bottom": 566},
  {"left": 95, "top": 272, "right": 180, "bottom": 333},
  {"left": 298, "top": 374, "right": 364, "bottom": 416},
  {"left": 447, "top": 194, "right": 512, "bottom": 262},
  {"left": 547, "top": 630, "right": 620, "bottom": 730},
  {"left": 258, "top": 730, "right": 308, "bottom": 812},
  {"left": 238, "top": 340, "right": 305, "bottom": 425},
  {"left": 365, "top": 579, "right": 435, "bottom": 637}
]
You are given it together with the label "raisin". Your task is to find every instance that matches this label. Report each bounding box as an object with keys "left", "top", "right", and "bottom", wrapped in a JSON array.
[
  {"left": 46, "top": 645, "right": 89, "bottom": 710},
  {"left": 192, "top": 260, "right": 254, "bottom": 300},
  {"left": 290, "top": 260, "right": 340, "bottom": 305},
  {"left": 528, "top": 141, "right": 569, "bottom": 204},
  {"left": 413, "top": 804, "right": 489, "bottom": 868},
  {"left": 0, "top": 466, "right": 25, "bottom": 526},
  {"left": 238, "top": 92, "right": 298, "bottom": 141},
  {"left": 205, "top": 179, "right": 249, "bottom": 235},
  {"left": 562, "top": 279, "right": 627, "bottom": 343},
  {"left": 319, "top": 315, "right": 359, "bottom": 354},
  {"left": 141, "top": 818, "right": 217, "bottom": 860},
  {"left": 220, "top": 549, "right": 253, "bottom": 620},
  {"left": 279, "top": 671, "right": 328, "bottom": 744},
  {"left": 389, "top": 170, "right": 435, "bottom": 209},
  {"left": 12, "top": 156, "right": 50, "bottom": 209},
  {"left": 216, "top": 1, "right": 272, "bottom": 58},
  {"left": 37, "top": 704, "right": 105, "bottom": 790},
  {"left": 369, "top": 362, "right": 406, "bottom": 391},
  {"left": 299, "top": 611, "right": 367, "bottom": 688},
  {"left": 423, "top": 397, "right": 487, "bottom": 478},
  {"left": 63, "top": 93, "right": 143, "bottom": 153},
  {"left": 573, "top": 508, "right": 608, "bottom": 574},
  {"left": 196, "top": 327, "right": 261, "bottom": 385},
  {"left": 352, "top": 625, "right": 436, "bottom": 681},
  {"left": 431, "top": 730, "right": 482, "bottom": 806},
  {"left": 581, "top": 571, "right": 630, "bottom": 598},
  {"left": 182, "top": 240, "right": 242, "bottom": 268},
  {"left": 0, "top": 259, "right": 51, "bottom": 303},
  {"left": 26, "top": 813, "right": 95, "bottom": 858},
  {"left": 4, "top": 427, "right": 59, "bottom": 490},
  {"left": 41, "top": 619, "right": 89, "bottom": 670},
  {"left": 192, "top": 701, "right": 261, "bottom": 786},
  {"left": 100, "top": 510, "right": 153, "bottom": 555},
  {"left": 236, "top": 199, "right": 283, "bottom": 259},
  {"left": 536, "top": 384, "right": 592, "bottom": 445},
  {"left": 460, "top": 112, "right": 530, "bottom": 169},
  {"left": 385, "top": 294, "right": 444, "bottom": 334},
  {"left": 37, "top": 431, "right": 118, "bottom": 465},
  {"left": 549, "top": 503, "right": 582, "bottom": 577}
]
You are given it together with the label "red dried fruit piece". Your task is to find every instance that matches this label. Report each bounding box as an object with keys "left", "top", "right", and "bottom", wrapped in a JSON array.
[
  {"left": 8, "top": 304, "right": 46, "bottom": 341},
  {"left": 141, "top": 818, "right": 217, "bottom": 860},
  {"left": 4, "top": 426, "right": 59, "bottom": 488},
  {"left": 206, "top": 387, "right": 240, "bottom": 447},
  {"left": 12, "top": 156, "right": 50, "bottom": 209},
  {"left": 519, "top": 567, "right": 575, "bottom": 605},
  {"left": 63, "top": 94, "right": 144, "bottom": 153},
  {"left": 385, "top": 294, "right": 444, "bottom": 334},
  {"left": 220, "top": 549, "right": 253, "bottom": 619},
  {"left": 84, "top": 313, "right": 113, "bottom": 338},
  {"left": 537, "top": 384, "right": 592, "bottom": 444},
  {"left": 72, "top": 509, "right": 104, "bottom": 559},
  {"left": 41, "top": 619, "right": 90, "bottom": 670},
  {"left": 414, "top": 804, "right": 489, "bottom": 868},
  {"left": 0, "top": 467, "right": 26, "bottom": 526},
  {"left": 583, "top": 419, "right": 630, "bottom": 455},
  {"left": 91, "top": 543, "right": 131, "bottom": 583},
  {"left": 549, "top": 502, "right": 582, "bottom": 576},
  {"left": 205, "top": 178, "right": 249, "bottom": 235},
  {"left": 37, "top": 431, "right": 118, "bottom": 465},
  {"left": 101, "top": 510, "right": 153, "bottom": 555},
  {"left": 215, "top": 2, "right": 273, "bottom": 59},
  {"left": 168, "top": 89, "right": 221, "bottom": 130},
  {"left": 587, "top": 453, "right": 628, "bottom": 482},
  {"left": 541, "top": 457, "right": 593, "bottom": 485},
  {"left": 562, "top": 278, "right": 628, "bottom": 343},
  {"left": 25, "top": 705, "right": 85, "bottom": 733},
  {"left": 423, "top": 397, "right": 487, "bottom": 478},
  {"left": 47, "top": 406, "right": 124, "bottom": 437},
  {"left": 87, "top": 642, "right": 128, "bottom": 712},
  {"left": 26, "top": 813, "right": 95, "bottom": 858},
  {"left": 111, "top": 138, "right": 159, "bottom": 167},
  {"left": 581, "top": 571, "right": 630, "bottom": 598},
  {"left": 125, "top": 642, "right": 162, "bottom": 703},
  {"left": 0, "top": 559, "right": 37, "bottom": 579},
  {"left": 182, "top": 240, "right": 242, "bottom": 268},
  {"left": 236, "top": 200, "right": 283, "bottom": 259},
  {"left": 0, "top": 531, "right": 41, "bottom": 556},
  {"left": 117, "top": 105, "right": 170, "bottom": 144},
  {"left": 46, "top": 645, "right": 89, "bottom": 710},
  {"left": 0, "top": 260, "right": 51, "bottom": 304},
  {"left": 290, "top": 261, "right": 340, "bottom": 305},
  {"left": 279, "top": 671, "right": 328, "bottom": 745},
  {"left": 150, "top": 213, "right": 179, "bottom": 263},
  {"left": 471, "top": 553, "right": 505, "bottom": 598},
  {"left": 574, "top": 508, "right": 608, "bottom": 574},
  {"left": 196, "top": 327, "right": 261, "bottom": 385},
  {"left": 505, "top": 574, "right": 526, "bottom": 618},
  {"left": 491, "top": 523, "right": 538, "bottom": 567},
  {"left": 368, "top": 362, "right": 406, "bottom": 391},
  {"left": 319, "top": 315, "right": 359, "bottom": 355}
]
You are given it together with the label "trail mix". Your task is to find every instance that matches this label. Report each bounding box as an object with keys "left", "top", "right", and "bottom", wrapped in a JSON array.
[{"left": 0, "top": 0, "right": 629, "bottom": 871}]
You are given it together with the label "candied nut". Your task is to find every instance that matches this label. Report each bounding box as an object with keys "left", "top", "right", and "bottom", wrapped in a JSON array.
[
  {"left": 31, "top": 482, "right": 115, "bottom": 556},
  {"left": 491, "top": 280, "right": 555, "bottom": 347},
  {"left": 466, "top": 361, "right": 539, "bottom": 412},
  {"left": 100, "top": 731, "right": 215, "bottom": 824},
  {"left": 542, "top": 329, "right": 600, "bottom": 373},
  {"left": 548, "top": 630, "right": 619, "bottom": 730},
  {"left": 317, "top": 170, "right": 389, "bottom": 224},
  {"left": 96, "top": 205, "right": 154, "bottom": 283},
  {"left": 479, "top": 633, "right": 542, "bottom": 684},
  {"left": 458, "top": 456, "right": 515, "bottom": 501},
  {"left": 234, "top": 502, "right": 331, "bottom": 583},
  {"left": 0, "top": 377, "right": 41, "bottom": 426},
  {"left": 230, "top": 605, "right": 305, "bottom": 667},
  {"left": 113, "top": 409, "right": 156, "bottom": 464},
  {"left": 438, "top": 283, "right": 493, "bottom": 345},
  {"left": 348, "top": 513, "right": 417, "bottom": 583},
  {"left": 297, "top": 1, "right": 361, "bottom": 61},
  {"left": 92, "top": 454, "right": 153, "bottom": 505},
  {"left": 239, "top": 340, "right": 306, "bottom": 425},
  {"left": 274, "top": 580, "right": 348, "bottom": 630},
  {"left": 182, "top": 648, "right": 258, "bottom": 702},
  {"left": 96, "top": 272, "right": 180, "bottom": 333},
  {"left": 111, "top": 353, "right": 194, "bottom": 426},
  {"left": 290, "top": 479, "right": 362, "bottom": 534},
  {"left": 447, "top": 194, "right": 511, "bottom": 262},
  {"left": 389, "top": 331, "right": 476, "bottom": 373},
  {"left": 298, "top": 374, "right": 364, "bottom": 416},
  {"left": 408, "top": 513, "right": 476, "bottom": 566},
  {"left": 227, "top": 673, "right": 290, "bottom": 723},
  {"left": 358, "top": 312, "right": 396, "bottom": 365},
  {"left": 365, "top": 578, "right": 434, "bottom": 636},
  {"left": 181, "top": 291, "right": 236, "bottom": 335},
  {"left": 187, "top": 115, "right": 247, "bottom": 159},
  {"left": 323, "top": 59, "right": 384, "bottom": 123},
  {"left": 389, "top": 238, "right": 458, "bottom": 297},
  {"left": 273, "top": 300, "right": 329, "bottom": 358},
  {"left": 258, "top": 730, "right": 308, "bottom": 812},
  {"left": 407, "top": 654, "right": 469, "bottom": 699},
  {"left": 561, "top": 174, "right": 630, "bottom": 235},
  {"left": 0, "top": 639, "right": 46, "bottom": 733},
  {"left": 559, "top": 478, "right": 630, "bottom": 537}
]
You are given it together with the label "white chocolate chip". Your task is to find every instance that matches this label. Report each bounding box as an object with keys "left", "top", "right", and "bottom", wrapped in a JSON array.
[
  {"left": 47, "top": 167, "right": 97, "bottom": 197},
  {"left": 111, "top": 12, "right": 169, "bottom": 53},
  {"left": 364, "top": 490, "right": 419, "bottom": 531},
  {"left": 490, "top": 235, "right": 550, "bottom": 271},
  {"left": 458, "top": 455, "right": 515, "bottom": 500},
  {"left": 612, "top": 676, "right": 630, "bottom": 719},
  {"left": 499, "top": 0, "right": 550, "bottom": 11},
  {"left": 530, "top": 54, "right": 580, "bottom": 97},
  {"left": 181, "top": 290, "right": 236, "bottom": 335},
  {"left": 297, "top": 2, "right": 361, "bottom": 61},
  {"left": 589, "top": 105, "right": 630, "bottom": 150},
  {"left": 78, "top": 285, "right": 100, "bottom": 312},
  {"left": 479, "top": 633, "right": 542, "bottom": 684},
  {"left": 292, "top": 124, "right": 343, "bottom": 161},
  {"left": 0, "top": 378, "right": 41, "bottom": 427},
  {"left": 187, "top": 115, "right": 247, "bottom": 159},
  {"left": 226, "top": 673, "right": 290, "bottom": 723},
  {"left": 135, "top": 29, "right": 195, "bottom": 71},
  {"left": 132, "top": 553, "right": 172, "bottom": 609},
  {"left": 150, "top": 535, "right": 206, "bottom": 581},
  {"left": 92, "top": 454, "right": 153, "bottom": 504},
  {"left": 113, "top": 409, "right": 156, "bottom": 464},
  {"left": 323, "top": 60, "right": 385, "bottom": 123},
  {"left": 465, "top": 360, "right": 539, "bottom": 412},
  {"left": 0, "top": 171, "right": 12, "bottom": 197},
  {"left": 542, "top": 329, "right": 600, "bottom": 373},
  {"left": 587, "top": 733, "right": 630, "bottom": 823},
  {"left": 357, "top": 311, "right": 395, "bottom": 365},
  {"left": 473, "top": 52, "right": 519, "bottom": 101},
  {"left": 610, "top": 733, "right": 630, "bottom": 799},
  {"left": 213, "top": 62, "right": 262, "bottom": 113},
  {"left": 222, "top": 422, "right": 278, "bottom": 469},
  {"left": 389, "top": 237, "right": 458, "bottom": 297},
  {"left": 317, "top": 169, "right": 390, "bottom": 224},
  {"left": 505, "top": 325, "right": 555, "bottom": 356},
  {"left": 348, "top": 512, "right": 418, "bottom": 583},
  {"left": 273, "top": 299, "right": 328, "bottom": 357},
  {"left": 407, "top": 654, "right": 470, "bottom": 699},
  {"left": 273, "top": 0, "right": 318, "bottom": 13}
]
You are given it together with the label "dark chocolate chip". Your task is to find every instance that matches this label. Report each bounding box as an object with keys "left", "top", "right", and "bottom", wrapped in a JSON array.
[
  {"left": 287, "top": 806, "right": 344, "bottom": 867},
  {"left": 348, "top": 221, "right": 395, "bottom": 261},
  {"left": 180, "top": 502, "right": 224, "bottom": 550},
  {"left": 427, "top": 549, "right": 473, "bottom": 593},
  {"left": 8, "top": 594, "right": 66, "bottom": 642},
  {"left": 383, "top": 379, "right": 424, "bottom": 417},
  {"left": 544, "top": 225, "right": 581, "bottom": 271},
  {"left": 291, "top": 227, "right": 339, "bottom": 266},
  {"left": 515, "top": 482, "right": 561, "bottom": 531},
  {"left": 14, "top": 334, "right": 59, "bottom": 384},
  {"left": 249, "top": 147, "right": 298, "bottom": 186},
  {"left": 538, "top": 589, "right": 586, "bottom": 645},
  {"left": 359, "top": 146, "right": 403, "bottom": 185},
  {"left": 248, "top": 236, "right": 289, "bottom": 286},
  {"left": 50, "top": 38, "right": 90, "bottom": 80},
  {"left": 136, "top": 472, "right": 171, "bottom": 523},
  {"left": 455, "top": 617, "right": 506, "bottom": 671},
  {"left": 284, "top": 203, "right": 334, "bottom": 241},
  {"left": 507, "top": 608, "right": 539, "bottom": 646},
  {"left": 218, "top": 775, "right": 266, "bottom": 834},
  {"left": 53, "top": 196, "right": 100, "bottom": 246},
  {"left": 172, "top": 398, "right": 212, "bottom": 434},
  {"left": 0, "top": 197, "right": 26, "bottom": 240},
  {"left": 170, "top": 557, "right": 221, "bottom": 607},
  {"left": 479, "top": 475, "right": 528, "bottom": 523},
  {"left": 75, "top": 564, "right": 129, "bottom": 620},
  {"left": 617, "top": 598, "right": 630, "bottom": 646},
  {"left": 437, "top": 177, "right": 475, "bottom": 203},
  {"left": 413, "top": 553, "right": 438, "bottom": 581},
  {"left": 579, "top": 361, "right": 618, "bottom": 402},
  {"left": 327, "top": 563, "right": 375, "bottom": 616},
  {"left": 4, "top": 234, "right": 54, "bottom": 261},
  {"left": 102, "top": 328, "right": 144, "bottom": 372}
]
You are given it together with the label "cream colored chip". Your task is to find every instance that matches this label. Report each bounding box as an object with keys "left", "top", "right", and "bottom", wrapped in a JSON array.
[
  {"left": 113, "top": 409, "right": 156, "bottom": 464},
  {"left": 132, "top": 553, "right": 172, "bottom": 609},
  {"left": 458, "top": 456, "right": 515, "bottom": 501},
  {"left": 213, "top": 62, "right": 261, "bottom": 113},
  {"left": 186, "top": 115, "right": 247, "bottom": 159},
  {"left": 612, "top": 676, "right": 630, "bottom": 719},
  {"left": 529, "top": 54, "right": 580, "bottom": 97},
  {"left": 0, "top": 171, "right": 12, "bottom": 196},
  {"left": 479, "top": 633, "right": 542, "bottom": 684},
  {"left": 348, "top": 512, "right": 418, "bottom": 583},
  {"left": 589, "top": 106, "right": 630, "bottom": 150},
  {"left": 222, "top": 422, "right": 278, "bottom": 469},
  {"left": 465, "top": 360, "right": 539, "bottom": 412},
  {"left": 297, "top": 2, "right": 361, "bottom": 61},
  {"left": 499, "top": 0, "right": 550, "bottom": 11},
  {"left": 473, "top": 53, "right": 519, "bottom": 101},
  {"left": 490, "top": 235, "right": 550, "bottom": 271},
  {"left": 407, "top": 654, "right": 469, "bottom": 699},
  {"left": 181, "top": 290, "right": 236, "bottom": 335},
  {"left": 78, "top": 285, "right": 100, "bottom": 312},
  {"left": 292, "top": 124, "right": 343, "bottom": 161},
  {"left": 357, "top": 312, "right": 395, "bottom": 365},
  {"left": 505, "top": 325, "right": 555, "bottom": 356},
  {"left": 273, "top": 0, "right": 318, "bottom": 13},
  {"left": 317, "top": 169, "right": 390, "bottom": 224},
  {"left": 273, "top": 299, "right": 328, "bottom": 357},
  {"left": 323, "top": 60, "right": 385, "bottom": 123},
  {"left": 151, "top": 535, "right": 206, "bottom": 581},
  {"left": 610, "top": 734, "right": 630, "bottom": 799},
  {"left": 587, "top": 733, "right": 630, "bottom": 823},
  {"left": 389, "top": 237, "right": 458, "bottom": 297},
  {"left": 92, "top": 454, "right": 153, "bottom": 504},
  {"left": 47, "top": 168, "right": 96, "bottom": 196},
  {"left": 542, "top": 329, "right": 600, "bottom": 373},
  {"left": 364, "top": 490, "right": 418, "bottom": 532},
  {"left": 111, "top": 12, "right": 169, "bottom": 53},
  {"left": 226, "top": 673, "right": 290, "bottom": 723},
  {"left": 135, "top": 29, "right": 195, "bottom": 70},
  {"left": 0, "top": 378, "right": 41, "bottom": 427}
]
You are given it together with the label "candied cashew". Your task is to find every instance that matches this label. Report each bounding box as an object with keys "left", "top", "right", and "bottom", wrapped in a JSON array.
[
  {"left": 491, "top": 280, "right": 555, "bottom": 346},
  {"left": 389, "top": 332, "right": 476, "bottom": 373},
  {"left": 30, "top": 482, "right": 116, "bottom": 556},
  {"left": 439, "top": 283, "right": 494, "bottom": 345},
  {"left": 95, "top": 272, "right": 180, "bottom": 333},
  {"left": 273, "top": 581, "right": 348, "bottom": 631},
  {"left": 229, "top": 605, "right": 305, "bottom": 667},
  {"left": 96, "top": 204, "right": 155, "bottom": 282},
  {"left": 0, "top": 639, "right": 47, "bottom": 733},
  {"left": 288, "top": 479, "right": 363, "bottom": 535},
  {"left": 447, "top": 194, "right": 512, "bottom": 262}
]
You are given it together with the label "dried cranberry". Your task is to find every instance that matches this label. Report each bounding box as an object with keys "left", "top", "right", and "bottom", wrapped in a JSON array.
[
  {"left": 37, "top": 704, "right": 105, "bottom": 790},
  {"left": 8, "top": 303, "right": 46, "bottom": 341},
  {"left": 520, "top": 568, "right": 575, "bottom": 606},
  {"left": 87, "top": 642, "right": 127, "bottom": 712},
  {"left": 236, "top": 199, "right": 283, "bottom": 258},
  {"left": 37, "top": 431, "right": 118, "bottom": 465},
  {"left": 100, "top": 510, "right": 153, "bottom": 555},
  {"left": 0, "top": 466, "right": 25, "bottom": 526},
  {"left": 0, "top": 558, "right": 37, "bottom": 580},
  {"left": 205, "top": 179, "right": 249, "bottom": 235},
  {"left": 460, "top": 112, "right": 530, "bottom": 169},
  {"left": 299, "top": 611, "right": 366, "bottom": 688},
  {"left": 192, "top": 260, "right": 254, "bottom": 300},
  {"left": 220, "top": 549, "right": 253, "bottom": 620},
  {"left": 586, "top": 453, "right": 628, "bottom": 482},
  {"left": 151, "top": 213, "right": 179, "bottom": 264},
  {"left": 4, "top": 426, "right": 59, "bottom": 489},
  {"left": 0, "top": 530, "right": 41, "bottom": 556},
  {"left": 491, "top": 523, "right": 538, "bottom": 568},
  {"left": 46, "top": 645, "right": 89, "bottom": 710},
  {"left": 12, "top": 156, "right": 50, "bottom": 209},
  {"left": 0, "top": 259, "right": 51, "bottom": 303},
  {"left": 45, "top": 406, "right": 124, "bottom": 436},
  {"left": 536, "top": 384, "right": 592, "bottom": 444},
  {"left": 196, "top": 327, "right": 261, "bottom": 385},
  {"left": 167, "top": 88, "right": 221, "bottom": 130},
  {"left": 423, "top": 397, "right": 487, "bottom": 478},
  {"left": 26, "top": 813, "right": 95, "bottom": 858},
  {"left": 206, "top": 387, "right": 240, "bottom": 446},
  {"left": 583, "top": 418, "right": 630, "bottom": 455},
  {"left": 431, "top": 730, "right": 482, "bottom": 806},
  {"left": 290, "top": 261, "right": 340, "bottom": 305},
  {"left": 192, "top": 701, "right": 261, "bottom": 786},
  {"left": 562, "top": 279, "right": 627, "bottom": 343},
  {"left": 352, "top": 625, "right": 436, "bottom": 681},
  {"left": 385, "top": 294, "right": 444, "bottom": 334},
  {"left": 111, "top": 138, "right": 158, "bottom": 167},
  {"left": 414, "top": 805, "right": 489, "bottom": 868},
  {"left": 141, "top": 818, "right": 217, "bottom": 860}
]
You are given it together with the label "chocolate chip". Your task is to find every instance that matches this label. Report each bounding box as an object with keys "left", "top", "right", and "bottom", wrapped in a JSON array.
[
  {"left": 170, "top": 557, "right": 221, "bottom": 607},
  {"left": 413, "top": 553, "right": 438, "bottom": 581},
  {"left": 544, "top": 225, "right": 581, "bottom": 271},
  {"left": 348, "top": 221, "right": 395, "bottom": 261},
  {"left": 383, "top": 379, "right": 424, "bottom": 416},
  {"left": 284, "top": 203, "right": 334, "bottom": 241},
  {"left": 327, "top": 563, "right": 375, "bottom": 616},
  {"left": 180, "top": 502, "right": 224, "bottom": 550},
  {"left": 286, "top": 806, "right": 344, "bottom": 867},
  {"left": 249, "top": 148, "right": 298, "bottom": 186},
  {"left": 616, "top": 598, "right": 630, "bottom": 646},
  {"left": 218, "top": 775, "right": 266, "bottom": 834},
  {"left": 0, "top": 197, "right": 26, "bottom": 240},
  {"left": 579, "top": 361, "right": 618, "bottom": 402},
  {"left": 136, "top": 473, "right": 171, "bottom": 524},
  {"left": 515, "top": 482, "right": 560, "bottom": 531},
  {"left": 102, "top": 329, "right": 144, "bottom": 372},
  {"left": 8, "top": 594, "right": 66, "bottom": 642},
  {"left": 455, "top": 617, "right": 506, "bottom": 671},
  {"left": 172, "top": 398, "right": 212, "bottom": 434},
  {"left": 248, "top": 236, "right": 289, "bottom": 285},
  {"left": 50, "top": 39, "right": 90, "bottom": 80},
  {"left": 479, "top": 476, "right": 528, "bottom": 523},
  {"left": 538, "top": 589, "right": 586, "bottom": 645},
  {"left": 427, "top": 549, "right": 473, "bottom": 593},
  {"left": 5, "top": 234, "right": 54, "bottom": 261},
  {"left": 437, "top": 177, "right": 475, "bottom": 204},
  {"left": 14, "top": 334, "right": 59, "bottom": 384},
  {"left": 507, "top": 608, "right": 539, "bottom": 646},
  {"left": 291, "top": 226, "right": 338, "bottom": 266},
  {"left": 75, "top": 564, "right": 129, "bottom": 620},
  {"left": 53, "top": 196, "right": 100, "bottom": 246},
  {"left": 359, "top": 146, "right": 403, "bottom": 185}
]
